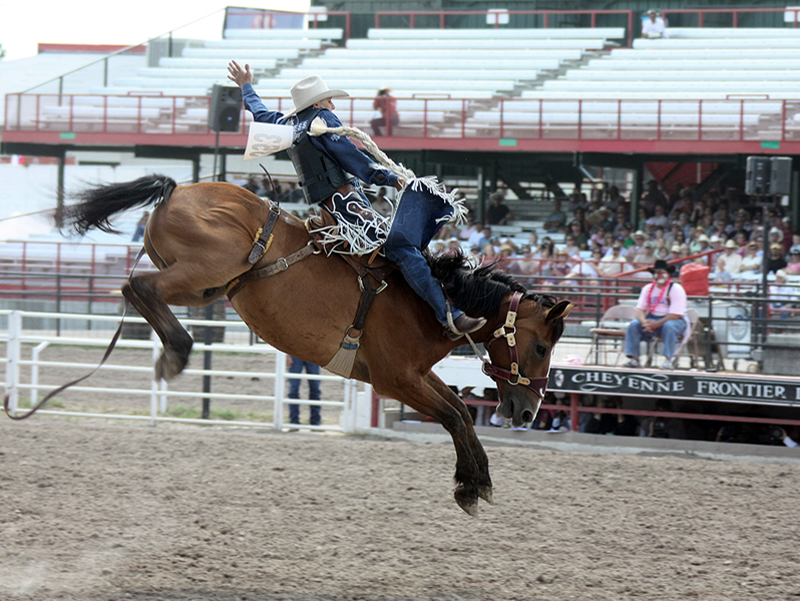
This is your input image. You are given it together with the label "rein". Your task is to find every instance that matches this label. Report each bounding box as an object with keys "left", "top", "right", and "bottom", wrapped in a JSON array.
[
  {"left": 464, "top": 291, "right": 549, "bottom": 400},
  {"left": 3, "top": 248, "right": 148, "bottom": 420}
]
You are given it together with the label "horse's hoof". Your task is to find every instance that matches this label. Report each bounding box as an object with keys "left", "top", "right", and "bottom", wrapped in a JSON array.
[
  {"left": 156, "top": 350, "right": 188, "bottom": 381},
  {"left": 478, "top": 485, "right": 494, "bottom": 505},
  {"left": 456, "top": 498, "right": 480, "bottom": 517}
]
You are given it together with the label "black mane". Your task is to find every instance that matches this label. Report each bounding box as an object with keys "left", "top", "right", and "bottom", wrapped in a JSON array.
[{"left": 427, "top": 250, "right": 562, "bottom": 333}]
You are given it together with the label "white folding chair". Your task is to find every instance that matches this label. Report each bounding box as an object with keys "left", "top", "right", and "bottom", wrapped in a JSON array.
[{"left": 586, "top": 304, "right": 638, "bottom": 365}]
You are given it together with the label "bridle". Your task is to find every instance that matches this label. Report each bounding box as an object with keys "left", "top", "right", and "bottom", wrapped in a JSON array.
[{"left": 464, "top": 291, "right": 549, "bottom": 402}]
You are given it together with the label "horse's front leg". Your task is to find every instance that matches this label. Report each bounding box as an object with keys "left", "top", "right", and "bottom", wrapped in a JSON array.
[
  {"left": 424, "top": 372, "right": 493, "bottom": 504},
  {"left": 382, "top": 375, "right": 481, "bottom": 516}
]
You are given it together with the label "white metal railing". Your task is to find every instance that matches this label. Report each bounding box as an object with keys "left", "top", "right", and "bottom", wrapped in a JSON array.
[{"left": 0, "top": 310, "right": 372, "bottom": 432}]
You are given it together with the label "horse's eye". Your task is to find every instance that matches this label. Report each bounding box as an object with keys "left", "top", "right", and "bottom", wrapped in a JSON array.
[{"left": 536, "top": 344, "right": 547, "bottom": 357}]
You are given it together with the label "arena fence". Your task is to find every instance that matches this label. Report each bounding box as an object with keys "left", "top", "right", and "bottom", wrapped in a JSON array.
[{"left": 0, "top": 310, "right": 371, "bottom": 433}]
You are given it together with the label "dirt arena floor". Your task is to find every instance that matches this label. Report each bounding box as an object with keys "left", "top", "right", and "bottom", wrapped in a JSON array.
[{"left": 2, "top": 417, "right": 799, "bottom": 601}]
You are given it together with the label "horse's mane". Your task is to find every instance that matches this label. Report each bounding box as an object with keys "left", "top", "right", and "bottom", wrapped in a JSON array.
[{"left": 427, "top": 250, "right": 565, "bottom": 342}]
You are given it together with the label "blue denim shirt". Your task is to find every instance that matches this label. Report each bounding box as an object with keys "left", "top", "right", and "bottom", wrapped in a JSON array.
[{"left": 241, "top": 83, "right": 398, "bottom": 189}]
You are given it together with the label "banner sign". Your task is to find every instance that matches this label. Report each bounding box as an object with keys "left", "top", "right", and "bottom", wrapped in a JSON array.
[
  {"left": 243, "top": 122, "right": 294, "bottom": 161},
  {"left": 548, "top": 365, "right": 800, "bottom": 408}
]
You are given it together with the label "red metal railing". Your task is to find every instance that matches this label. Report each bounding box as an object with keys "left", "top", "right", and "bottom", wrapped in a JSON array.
[
  {"left": 661, "top": 7, "right": 800, "bottom": 28},
  {"left": 6, "top": 93, "right": 798, "bottom": 146},
  {"left": 373, "top": 9, "right": 634, "bottom": 47}
]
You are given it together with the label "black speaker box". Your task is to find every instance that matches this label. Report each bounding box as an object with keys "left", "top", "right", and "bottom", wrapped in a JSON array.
[
  {"left": 770, "top": 157, "right": 792, "bottom": 196},
  {"left": 208, "top": 84, "right": 243, "bottom": 132},
  {"left": 745, "top": 156, "right": 771, "bottom": 196}
]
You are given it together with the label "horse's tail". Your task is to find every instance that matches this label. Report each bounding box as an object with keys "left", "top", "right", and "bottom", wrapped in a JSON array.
[{"left": 64, "top": 174, "right": 177, "bottom": 236}]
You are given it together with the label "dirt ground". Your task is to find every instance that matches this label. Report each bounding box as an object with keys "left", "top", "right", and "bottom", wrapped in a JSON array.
[{"left": 1, "top": 417, "right": 799, "bottom": 601}]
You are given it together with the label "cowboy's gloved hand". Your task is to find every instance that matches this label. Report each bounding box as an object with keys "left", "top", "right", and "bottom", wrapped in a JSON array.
[{"left": 227, "top": 61, "right": 253, "bottom": 88}]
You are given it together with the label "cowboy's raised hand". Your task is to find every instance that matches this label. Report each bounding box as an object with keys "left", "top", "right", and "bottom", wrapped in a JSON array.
[{"left": 227, "top": 61, "right": 253, "bottom": 87}]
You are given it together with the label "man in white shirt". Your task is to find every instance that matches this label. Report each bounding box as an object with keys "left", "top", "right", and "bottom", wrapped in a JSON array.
[
  {"left": 714, "top": 239, "right": 743, "bottom": 280},
  {"left": 598, "top": 244, "right": 629, "bottom": 276},
  {"left": 642, "top": 9, "right": 669, "bottom": 39},
  {"left": 623, "top": 260, "right": 688, "bottom": 370}
]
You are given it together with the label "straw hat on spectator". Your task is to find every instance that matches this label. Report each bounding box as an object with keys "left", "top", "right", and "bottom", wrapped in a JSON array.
[
  {"left": 671, "top": 244, "right": 681, "bottom": 253},
  {"left": 724, "top": 239, "right": 737, "bottom": 249},
  {"left": 747, "top": 241, "right": 758, "bottom": 249},
  {"left": 771, "top": 243, "right": 784, "bottom": 251},
  {"left": 769, "top": 227, "right": 783, "bottom": 238},
  {"left": 633, "top": 230, "right": 646, "bottom": 238},
  {"left": 643, "top": 240, "right": 654, "bottom": 248},
  {"left": 697, "top": 234, "right": 709, "bottom": 243},
  {"left": 709, "top": 234, "right": 721, "bottom": 243},
  {"left": 556, "top": 248, "right": 568, "bottom": 256}
]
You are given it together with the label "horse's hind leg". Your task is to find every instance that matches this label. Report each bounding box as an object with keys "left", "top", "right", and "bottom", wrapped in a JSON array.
[
  {"left": 424, "top": 372, "right": 493, "bottom": 504},
  {"left": 123, "top": 271, "right": 195, "bottom": 381}
]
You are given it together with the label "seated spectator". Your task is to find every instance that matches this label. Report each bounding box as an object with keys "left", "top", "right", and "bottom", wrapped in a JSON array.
[
  {"left": 767, "top": 243, "right": 788, "bottom": 274},
  {"left": 507, "top": 245, "right": 538, "bottom": 277},
  {"left": 543, "top": 199, "right": 568, "bottom": 233},
  {"left": 769, "top": 269, "right": 796, "bottom": 320},
  {"left": 589, "top": 225, "right": 608, "bottom": 249},
  {"left": 468, "top": 225, "right": 492, "bottom": 249},
  {"left": 458, "top": 215, "right": 480, "bottom": 241},
  {"left": 486, "top": 192, "right": 514, "bottom": 225},
  {"left": 623, "top": 260, "right": 688, "bottom": 370},
  {"left": 786, "top": 249, "right": 800, "bottom": 275},
  {"left": 774, "top": 426, "right": 800, "bottom": 448},
  {"left": 740, "top": 241, "right": 762, "bottom": 274},
  {"left": 598, "top": 244, "right": 628, "bottom": 276},
  {"left": 550, "top": 249, "right": 572, "bottom": 284},
  {"left": 633, "top": 240, "right": 656, "bottom": 266},
  {"left": 583, "top": 397, "right": 637, "bottom": 436},
  {"left": 641, "top": 180, "right": 667, "bottom": 216},
  {"left": 565, "top": 251, "right": 600, "bottom": 288},
  {"left": 640, "top": 399, "right": 686, "bottom": 438},
  {"left": 789, "top": 234, "right": 800, "bottom": 255},
  {"left": 562, "top": 235, "right": 580, "bottom": 259},
  {"left": 625, "top": 230, "right": 647, "bottom": 260},
  {"left": 642, "top": 9, "right": 669, "bottom": 39},
  {"left": 768, "top": 227, "right": 785, "bottom": 253},
  {"left": 646, "top": 204, "right": 669, "bottom": 228},
  {"left": 568, "top": 220, "right": 590, "bottom": 250},
  {"left": 713, "top": 239, "right": 743, "bottom": 280}
]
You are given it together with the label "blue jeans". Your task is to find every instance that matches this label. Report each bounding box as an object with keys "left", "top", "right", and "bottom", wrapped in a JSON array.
[
  {"left": 383, "top": 244, "right": 461, "bottom": 326},
  {"left": 288, "top": 356, "right": 321, "bottom": 425},
  {"left": 624, "top": 316, "right": 685, "bottom": 360}
]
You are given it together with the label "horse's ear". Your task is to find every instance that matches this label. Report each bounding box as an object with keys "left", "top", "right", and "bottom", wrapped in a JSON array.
[{"left": 546, "top": 300, "right": 575, "bottom": 322}]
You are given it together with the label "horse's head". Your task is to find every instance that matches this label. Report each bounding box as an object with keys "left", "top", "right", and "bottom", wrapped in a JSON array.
[{"left": 483, "top": 292, "right": 574, "bottom": 427}]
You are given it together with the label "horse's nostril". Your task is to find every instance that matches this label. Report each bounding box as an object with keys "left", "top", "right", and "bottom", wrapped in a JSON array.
[{"left": 521, "top": 409, "right": 534, "bottom": 424}]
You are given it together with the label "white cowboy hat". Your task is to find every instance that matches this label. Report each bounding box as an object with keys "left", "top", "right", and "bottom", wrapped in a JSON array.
[{"left": 283, "top": 75, "right": 349, "bottom": 118}]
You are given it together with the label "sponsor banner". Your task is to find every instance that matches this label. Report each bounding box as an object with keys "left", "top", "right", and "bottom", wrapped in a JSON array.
[
  {"left": 224, "top": 8, "right": 305, "bottom": 31},
  {"left": 549, "top": 365, "right": 800, "bottom": 407}
]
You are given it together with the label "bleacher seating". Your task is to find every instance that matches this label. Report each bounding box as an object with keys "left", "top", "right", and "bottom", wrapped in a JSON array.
[
  {"left": 74, "top": 26, "right": 625, "bottom": 136},
  {"left": 454, "top": 27, "right": 800, "bottom": 140}
]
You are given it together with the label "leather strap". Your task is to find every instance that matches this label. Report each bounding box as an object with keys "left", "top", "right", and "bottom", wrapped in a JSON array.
[
  {"left": 248, "top": 201, "right": 281, "bottom": 264},
  {"left": 227, "top": 241, "right": 319, "bottom": 300},
  {"left": 4, "top": 247, "right": 148, "bottom": 420}
]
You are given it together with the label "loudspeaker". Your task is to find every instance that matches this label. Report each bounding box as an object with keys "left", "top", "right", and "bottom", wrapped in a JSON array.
[
  {"left": 208, "top": 84, "right": 242, "bottom": 132},
  {"left": 770, "top": 157, "right": 793, "bottom": 196},
  {"left": 745, "top": 156, "right": 771, "bottom": 196}
]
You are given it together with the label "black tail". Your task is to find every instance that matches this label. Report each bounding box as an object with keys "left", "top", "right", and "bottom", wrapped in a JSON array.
[{"left": 64, "top": 174, "right": 177, "bottom": 236}]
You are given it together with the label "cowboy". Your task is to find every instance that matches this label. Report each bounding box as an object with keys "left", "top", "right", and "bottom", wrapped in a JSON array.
[
  {"left": 623, "top": 259, "right": 688, "bottom": 370},
  {"left": 227, "top": 62, "right": 485, "bottom": 336}
]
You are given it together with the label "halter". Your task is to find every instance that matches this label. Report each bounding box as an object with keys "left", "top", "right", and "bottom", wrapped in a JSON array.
[{"left": 464, "top": 291, "right": 549, "bottom": 401}]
